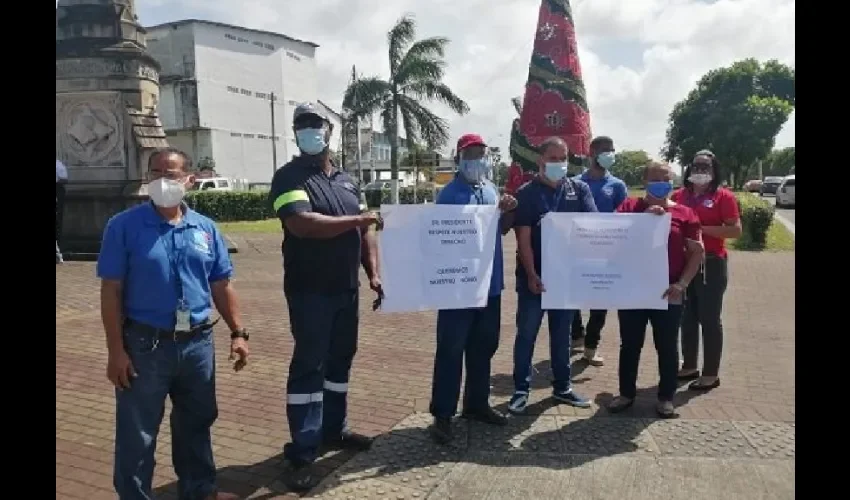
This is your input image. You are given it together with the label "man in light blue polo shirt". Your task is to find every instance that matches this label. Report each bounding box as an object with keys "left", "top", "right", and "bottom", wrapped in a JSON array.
[
  {"left": 428, "top": 133, "right": 517, "bottom": 445},
  {"left": 573, "top": 135, "right": 628, "bottom": 366},
  {"left": 98, "top": 147, "right": 249, "bottom": 500}
]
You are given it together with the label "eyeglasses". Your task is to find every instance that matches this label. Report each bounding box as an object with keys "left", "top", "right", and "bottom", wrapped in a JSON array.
[{"left": 146, "top": 170, "right": 186, "bottom": 181}]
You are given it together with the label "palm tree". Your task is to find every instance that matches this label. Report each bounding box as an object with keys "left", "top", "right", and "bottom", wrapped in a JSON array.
[{"left": 343, "top": 15, "right": 469, "bottom": 203}]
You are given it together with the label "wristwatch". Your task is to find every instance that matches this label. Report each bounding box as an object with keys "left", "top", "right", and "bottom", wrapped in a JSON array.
[{"left": 230, "top": 328, "right": 250, "bottom": 341}]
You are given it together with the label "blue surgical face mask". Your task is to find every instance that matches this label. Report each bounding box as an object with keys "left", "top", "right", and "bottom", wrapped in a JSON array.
[
  {"left": 646, "top": 181, "right": 673, "bottom": 199},
  {"left": 459, "top": 158, "right": 490, "bottom": 183},
  {"left": 295, "top": 128, "right": 327, "bottom": 155},
  {"left": 544, "top": 162, "right": 568, "bottom": 182},
  {"left": 596, "top": 151, "right": 616, "bottom": 169}
]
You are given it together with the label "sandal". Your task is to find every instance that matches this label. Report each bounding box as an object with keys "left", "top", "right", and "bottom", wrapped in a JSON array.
[
  {"left": 688, "top": 378, "right": 720, "bottom": 391},
  {"left": 607, "top": 396, "right": 634, "bottom": 413},
  {"left": 677, "top": 369, "right": 700, "bottom": 380}
]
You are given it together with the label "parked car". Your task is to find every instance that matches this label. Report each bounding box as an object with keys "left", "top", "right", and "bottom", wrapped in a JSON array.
[
  {"left": 760, "top": 176, "right": 784, "bottom": 195},
  {"left": 363, "top": 181, "right": 391, "bottom": 193},
  {"left": 193, "top": 177, "right": 234, "bottom": 192},
  {"left": 744, "top": 179, "right": 763, "bottom": 193},
  {"left": 775, "top": 175, "right": 795, "bottom": 208}
]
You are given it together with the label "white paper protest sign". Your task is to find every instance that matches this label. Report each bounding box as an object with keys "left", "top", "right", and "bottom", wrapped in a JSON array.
[
  {"left": 379, "top": 204, "right": 500, "bottom": 313},
  {"left": 541, "top": 212, "right": 671, "bottom": 310}
]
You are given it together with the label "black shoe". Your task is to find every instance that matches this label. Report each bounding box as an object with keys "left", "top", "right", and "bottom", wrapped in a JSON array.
[
  {"left": 323, "top": 430, "right": 373, "bottom": 451},
  {"left": 281, "top": 461, "right": 320, "bottom": 493},
  {"left": 461, "top": 406, "right": 508, "bottom": 426},
  {"left": 430, "top": 417, "right": 453, "bottom": 444}
]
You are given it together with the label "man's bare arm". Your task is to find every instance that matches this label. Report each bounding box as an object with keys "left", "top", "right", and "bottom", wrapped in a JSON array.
[
  {"left": 360, "top": 226, "right": 380, "bottom": 280},
  {"left": 101, "top": 280, "right": 124, "bottom": 353},
  {"left": 515, "top": 226, "right": 538, "bottom": 279},
  {"left": 211, "top": 279, "right": 243, "bottom": 332},
  {"left": 284, "top": 212, "right": 374, "bottom": 239}
]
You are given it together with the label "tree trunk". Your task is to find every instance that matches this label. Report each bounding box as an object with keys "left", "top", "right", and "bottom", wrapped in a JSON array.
[{"left": 389, "top": 96, "right": 400, "bottom": 204}]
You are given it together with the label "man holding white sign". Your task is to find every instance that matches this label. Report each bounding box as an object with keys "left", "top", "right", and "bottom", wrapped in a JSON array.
[
  {"left": 509, "top": 137, "right": 597, "bottom": 415},
  {"left": 428, "top": 134, "right": 517, "bottom": 445}
]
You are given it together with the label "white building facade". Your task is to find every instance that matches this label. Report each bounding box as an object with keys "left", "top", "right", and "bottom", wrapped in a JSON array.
[{"left": 146, "top": 19, "right": 339, "bottom": 184}]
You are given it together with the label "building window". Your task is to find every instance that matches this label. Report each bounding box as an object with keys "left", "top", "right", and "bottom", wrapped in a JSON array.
[
  {"left": 243, "top": 134, "right": 255, "bottom": 139},
  {"left": 264, "top": 43, "right": 275, "bottom": 50},
  {"left": 288, "top": 100, "right": 297, "bottom": 105},
  {"left": 255, "top": 92, "right": 268, "bottom": 99},
  {"left": 273, "top": 136, "right": 280, "bottom": 141},
  {"left": 226, "top": 86, "right": 239, "bottom": 93},
  {"left": 286, "top": 51, "right": 301, "bottom": 61},
  {"left": 224, "top": 33, "right": 237, "bottom": 41},
  {"left": 240, "top": 88, "right": 252, "bottom": 96},
  {"left": 230, "top": 132, "right": 242, "bottom": 137},
  {"left": 257, "top": 134, "right": 268, "bottom": 139},
  {"left": 237, "top": 37, "right": 249, "bottom": 43}
]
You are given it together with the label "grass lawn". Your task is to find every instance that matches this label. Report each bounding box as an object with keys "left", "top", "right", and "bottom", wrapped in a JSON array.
[{"left": 218, "top": 219, "right": 281, "bottom": 233}]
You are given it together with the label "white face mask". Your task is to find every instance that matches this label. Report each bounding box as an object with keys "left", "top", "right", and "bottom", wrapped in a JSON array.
[
  {"left": 148, "top": 177, "right": 187, "bottom": 208},
  {"left": 688, "top": 173, "right": 712, "bottom": 186}
]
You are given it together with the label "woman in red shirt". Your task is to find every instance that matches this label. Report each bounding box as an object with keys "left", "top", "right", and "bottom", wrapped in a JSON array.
[
  {"left": 671, "top": 150, "right": 742, "bottom": 391},
  {"left": 609, "top": 161, "right": 704, "bottom": 418}
]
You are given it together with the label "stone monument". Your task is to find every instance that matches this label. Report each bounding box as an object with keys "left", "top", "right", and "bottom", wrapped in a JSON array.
[{"left": 56, "top": 0, "right": 168, "bottom": 256}]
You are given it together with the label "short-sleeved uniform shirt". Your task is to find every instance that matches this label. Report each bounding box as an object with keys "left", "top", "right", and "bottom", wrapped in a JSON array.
[
  {"left": 578, "top": 171, "right": 627, "bottom": 213},
  {"left": 269, "top": 155, "right": 364, "bottom": 295},
  {"left": 514, "top": 178, "right": 598, "bottom": 293},
  {"left": 96, "top": 202, "right": 234, "bottom": 330},
  {"left": 671, "top": 187, "right": 739, "bottom": 258},
  {"left": 617, "top": 198, "right": 702, "bottom": 284},
  {"left": 437, "top": 175, "right": 503, "bottom": 297}
]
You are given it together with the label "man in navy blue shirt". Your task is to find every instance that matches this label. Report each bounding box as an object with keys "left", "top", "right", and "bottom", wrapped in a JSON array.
[
  {"left": 509, "top": 137, "right": 597, "bottom": 414},
  {"left": 98, "top": 148, "right": 248, "bottom": 500},
  {"left": 268, "top": 103, "right": 382, "bottom": 491},
  {"left": 572, "top": 136, "right": 628, "bottom": 366},
  {"left": 428, "top": 134, "right": 518, "bottom": 445}
]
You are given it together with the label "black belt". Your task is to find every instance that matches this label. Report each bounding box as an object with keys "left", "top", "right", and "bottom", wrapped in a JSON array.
[{"left": 125, "top": 317, "right": 220, "bottom": 340}]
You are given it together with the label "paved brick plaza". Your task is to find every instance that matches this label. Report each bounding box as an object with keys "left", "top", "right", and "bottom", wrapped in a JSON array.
[{"left": 56, "top": 234, "right": 795, "bottom": 499}]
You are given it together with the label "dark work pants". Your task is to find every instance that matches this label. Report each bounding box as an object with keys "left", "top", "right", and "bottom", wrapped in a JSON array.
[
  {"left": 284, "top": 291, "right": 359, "bottom": 466},
  {"left": 617, "top": 305, "right": 683, "bottom": 401},
  {"left": 571, "top": 309, "right": 607, "bottom": 349},
  {"left": 430, "top": 295, "right": 501, "bottom": 418},
  {"left": 681, "top": 255, "right": 728, "bottom": 377}
]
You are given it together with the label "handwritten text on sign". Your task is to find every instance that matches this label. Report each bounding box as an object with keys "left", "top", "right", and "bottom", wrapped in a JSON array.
[
  {"left": 541, "top": 212, "right": 671, "bottom": 310},
  {"left": 379, "top": 204, "right": 499, "bottom": 312}
]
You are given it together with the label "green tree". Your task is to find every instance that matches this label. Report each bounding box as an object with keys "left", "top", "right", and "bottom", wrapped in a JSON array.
[
  {"left": 762, "top": 146, "right": 795, "bottom": 177},
  {"left": 343, "top": 15, "right": 469, "bottom": 203},
  {"left": 662, "top": 59, "right": 795, "bottom": 189},
  {"left": 613, "top": 150, "right": 652, "bottom": 187},
  {"left": 401, "top": 142, "right": 440, "bottom": 182}
]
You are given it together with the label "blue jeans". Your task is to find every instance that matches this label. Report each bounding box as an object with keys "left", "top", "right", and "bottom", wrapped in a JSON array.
[
  {"left": 114, "top": 321, "right": 218, "bottom": 500},
  {"left": 430, "top": 295, "right": 501, "bottom": 418},
  {"left": 617, "top": 305, "right": 683, "bottom": 401},
  {"left": 284, "top": 291, "right": 358, "bottom": 466},
  {"left": 513, "top": 292, "right": 575, "bottom": 394}
]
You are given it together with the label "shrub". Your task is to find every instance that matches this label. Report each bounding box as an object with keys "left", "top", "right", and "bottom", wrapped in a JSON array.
[
  {"left": 364, "top": 187, "right": 441, "bottom": 208},
  {"left": 185, "top": 191, "right": 273, "bottom": 222},
  {"left": 734, "top": 192, "right": 775, "bottom": 250}
]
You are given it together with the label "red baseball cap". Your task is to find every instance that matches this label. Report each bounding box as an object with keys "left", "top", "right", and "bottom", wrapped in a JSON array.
[{"left": 456, "top": 133, "right": 487, "bottom": 152}]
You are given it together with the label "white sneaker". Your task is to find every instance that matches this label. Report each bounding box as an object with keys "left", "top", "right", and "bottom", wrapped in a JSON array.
[{"left": 583, "top": 348, "right": 604, "bottom": 366}]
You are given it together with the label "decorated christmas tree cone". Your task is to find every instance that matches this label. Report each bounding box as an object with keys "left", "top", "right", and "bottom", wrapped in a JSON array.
[{"left": 506, "top": 0, "right": 591, "bottom": 195}]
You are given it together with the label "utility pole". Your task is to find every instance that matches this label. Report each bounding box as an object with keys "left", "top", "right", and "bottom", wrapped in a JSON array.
[
  {"left": 270, "top": 91, "right": 278, "bottom": 175},
  {"left": 352, "top": 65, "right": 363, "bottom": 186}
]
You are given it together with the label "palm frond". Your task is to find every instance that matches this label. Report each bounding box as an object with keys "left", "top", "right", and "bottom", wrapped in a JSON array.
[
  {"left": 342, "top": 77, "right": 392, "bottom": 120},
  {"left": 394, "top": 57, "right": 445, "bottom": 86},
  {"left": 399, "top": 37, "right": 448, "bottom": 68},
  {"left": 388, "top": 15, "right": 416, "bottom": 77},
  {"left": 397, "top": 94, "right": 450, "bottom": 148},
  {"left": 403, "top": 81, "right": 469, "bottom": 115},
  {"left": 398, "top": 104, "right": 420, "bottom": 147}
]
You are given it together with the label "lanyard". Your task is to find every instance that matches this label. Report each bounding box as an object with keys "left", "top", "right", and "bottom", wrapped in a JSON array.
[
  {"left": 543, "top": 182, "right": 566, "bottom": 213},
  {"left": 470, "top": 185, "right": 485, "bottom": 205},
  {"left": 160, "top": 227, "right": 186, "bottom": 305}
]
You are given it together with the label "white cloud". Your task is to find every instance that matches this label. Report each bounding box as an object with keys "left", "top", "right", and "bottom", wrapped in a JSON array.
[{"left": 138, "top": 0, "right": 795, "bottom": 158}]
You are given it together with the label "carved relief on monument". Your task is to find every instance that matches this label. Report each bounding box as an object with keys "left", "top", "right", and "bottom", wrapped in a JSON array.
[
  {"left": 57, "top": 93, "right": 126, "bottom": 167},
  {"left": 56, "top": 58, "right": 159, "bottom": 82}
]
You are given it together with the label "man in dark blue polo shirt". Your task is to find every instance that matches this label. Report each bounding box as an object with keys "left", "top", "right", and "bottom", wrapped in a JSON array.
[
  {"left": 98, "top": 147, "right": 249, "bottom": 500},
  {"left": 428, "top": 134, "right": 518, "bottom": 445},
  {"left": 268, "top": 103, "right": 382, "bottom": 491},
  {"left": 509, "top": 137, "right": 597, "bottom": 415},
  {"left": 572, "top": 136, "right": 628, "bottom": 366}
]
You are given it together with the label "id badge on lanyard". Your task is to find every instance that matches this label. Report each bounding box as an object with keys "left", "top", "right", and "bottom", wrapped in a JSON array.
[
  {"left": 540, "top": 181, "right": 571, "bottom": 224},
  {"left": 164, "top": 230, "right": 191, "bottom": 331}
]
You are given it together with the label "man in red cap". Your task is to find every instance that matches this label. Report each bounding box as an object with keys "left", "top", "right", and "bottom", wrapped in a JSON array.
[{"left": 428, "top": 133, "right": 518, "bottom": 445}]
